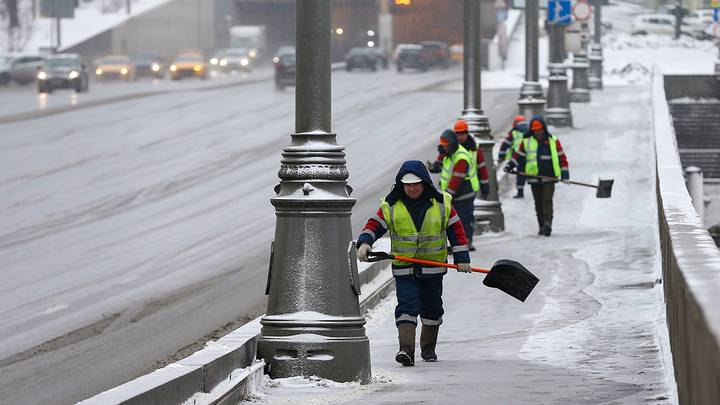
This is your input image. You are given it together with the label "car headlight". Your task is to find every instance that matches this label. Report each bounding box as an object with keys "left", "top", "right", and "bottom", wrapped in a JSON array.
[
  {"left": 248, "top": 50, "right": 257, "bottom": 58},
  {"left": 120, "top": 67, "right": 128, "bottom": 75},
  {"left": 210, "top": 58, "right": 218, "bottom": 65},
  {"left": 37, "top": 71, "right": 47, "bottom": 80},
  {"left": 219, "top": 59, "right": 227, "bottom": 66},
  {"left": 240, "top": 58, "right": 249, "bottom": 66},
  {"left": 193, "top": 65, "right": 202, "bottom": 72},
  {"left": 151, "top": 63, "right": 160, "bottom": 72},
  {"left": 272, "top": 56, "right": 280, "bottom": 64},
  {"left": 68, "top": 71, "right": 79, "bottom": 79},
  {"left": 96, "top": 68, "right": 103, "bottom": 75},
  {"left": 170, "top": 65, "right": 177, "bottom": 72}
]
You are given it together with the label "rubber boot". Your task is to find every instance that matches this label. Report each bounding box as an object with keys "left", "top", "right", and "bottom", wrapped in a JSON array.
[
  {"left": 513, "top": 188, "right": 524, "bottom": 199},
  {"left": 395, "top": 323, "right": 416, "bottom": 366},
  {"left": 543, "top": 221, "right": 552, "bottom": 236},
  {"left": 420, "top": 324, "right": 439, "bottom": 362},
  {"left": 537, "top": 217, "right": 544, "bottom": 235}
]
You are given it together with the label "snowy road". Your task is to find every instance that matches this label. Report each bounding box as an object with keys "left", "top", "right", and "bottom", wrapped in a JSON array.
[
  {"left": 0, "top": 66, "right": 518, "bottom": 404},
  {"left": 254, "top": 86, "right": 676, "bottom": 404},
  {"left": 0, "top": 67, "right": 274, "bottom": 122}
]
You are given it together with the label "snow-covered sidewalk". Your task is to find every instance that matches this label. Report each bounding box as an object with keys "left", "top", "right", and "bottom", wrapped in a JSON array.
[{"left": 247, "top": 84, "right": 677, "bottom": 404}]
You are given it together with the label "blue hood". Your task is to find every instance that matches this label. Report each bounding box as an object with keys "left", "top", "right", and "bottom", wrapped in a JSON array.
[{"left": 386, "top": 160, "right": 443, "bottom": 204}]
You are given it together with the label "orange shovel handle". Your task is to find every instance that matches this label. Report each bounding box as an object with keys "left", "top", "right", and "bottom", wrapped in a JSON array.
[{"left": 392, "top": 255, "right": 490, "bottom": 274}]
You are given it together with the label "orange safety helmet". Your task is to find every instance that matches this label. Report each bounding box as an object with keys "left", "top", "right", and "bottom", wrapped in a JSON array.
[
  {"left": 454, "top": 119, "right": 469, "bottom": 133},
  {"left": 513, "top": 115, "right": 526, "bottom": 125},
  {"left": 530, "top": 119, "right": 544, "bottom": 131}
]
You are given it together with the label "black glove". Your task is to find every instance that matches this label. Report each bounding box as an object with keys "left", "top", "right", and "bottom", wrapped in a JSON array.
[
  {"left": 427, "top": 160, "right": 442, "bottom": 173},
  {"left": 504, "top": 161, "right": 517, "bottom": 174}
]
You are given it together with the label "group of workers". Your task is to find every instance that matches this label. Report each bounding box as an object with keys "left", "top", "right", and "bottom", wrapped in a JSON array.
[{"left": 355, "top": 114, "right": 571, "bottom": 367}]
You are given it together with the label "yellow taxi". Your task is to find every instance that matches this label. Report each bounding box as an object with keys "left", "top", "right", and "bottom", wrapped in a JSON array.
[
  {"left": 169, "top": 50, "right": 207, "bottom": 80},
  {"left": 94, "top": 54, "right": 135, "bottom": 81}
]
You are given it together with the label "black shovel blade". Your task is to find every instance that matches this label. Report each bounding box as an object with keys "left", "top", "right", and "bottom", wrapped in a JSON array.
[
  {"left": 483, "top": 259, "right": 539, "bottom": 302},
  {"left": 596, "top": 179, "right": 614, "bottom": 198}
]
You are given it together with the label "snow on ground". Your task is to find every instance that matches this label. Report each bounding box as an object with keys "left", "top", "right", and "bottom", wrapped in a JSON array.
[{"left": 603, "top": 33, "right": 717, "bottom": 85}]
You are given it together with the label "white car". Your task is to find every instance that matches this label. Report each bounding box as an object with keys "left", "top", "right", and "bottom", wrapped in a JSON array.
[
  {"left": 630, "top": 14, "right": 692, "bottom": 36},
  {"left": 684, "top": 9, "right": 714, "bottom": 39}
]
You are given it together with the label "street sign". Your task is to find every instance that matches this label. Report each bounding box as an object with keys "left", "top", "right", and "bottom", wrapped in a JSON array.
[
  {"left": 573, "top": 0, "right": 592, "bottom": 21},
  {"left": 547, "top": 0, "right": 572, "bottom": 25},
  {"left": 40, "top": 0, "right": 75, "bottom": 18},
  {"left": 511, "top": 0, "right": 549, "bottom": 10}
]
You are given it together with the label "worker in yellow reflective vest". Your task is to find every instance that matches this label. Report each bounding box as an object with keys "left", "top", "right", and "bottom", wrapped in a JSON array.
[
  {"left": 356, "top": 160, "right": 471, "bottom": 366},
  {"left": 498, "top": 115, "right": 529, "bottom": 198},
  {"left": 505, "top": 116, "right": 570, "bottom": 236}
]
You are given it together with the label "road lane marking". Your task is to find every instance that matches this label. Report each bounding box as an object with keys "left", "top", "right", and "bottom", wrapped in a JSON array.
[{"left": 39, "top": 304, "right": 69, "bottom": 315}]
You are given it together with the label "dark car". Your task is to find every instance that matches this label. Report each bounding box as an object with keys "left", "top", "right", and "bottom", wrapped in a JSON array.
[
  {"left": 274, "top": 52, "right": 296, "bottom": 91},
  {"left": 132, "top": 53, "right": 164, "bottom": 79},
  {"left": 345, "top": 47, "right": 377, "bottom": 72},
  {"left": 421, "top": 41, "right": 450, "bottom": 69},
  {"left": 37, "top": 54, "right": 88, "bottom": 93},
  {"left": 396, "top": 45, "right": 428, "bottom": 73}
]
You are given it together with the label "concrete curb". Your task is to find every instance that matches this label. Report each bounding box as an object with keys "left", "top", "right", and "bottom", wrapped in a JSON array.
[{"left": 77, "top": 235, "right": 389, "bottom": 405}]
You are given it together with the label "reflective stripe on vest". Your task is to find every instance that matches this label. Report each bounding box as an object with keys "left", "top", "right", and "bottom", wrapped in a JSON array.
[
  {"left": 380, "top": 192, "right": 452, "bottom": 272},
  {"left": 439, "top": 145, "right": 478, "bottom": 192},
  {"left": 523, "top": 136, "right": 561, "bottom": 177},
  {"left": 504, "top": 130, "right": 525, "bottom": 161}
]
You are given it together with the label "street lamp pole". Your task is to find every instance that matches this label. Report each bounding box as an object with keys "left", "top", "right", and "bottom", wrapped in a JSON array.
[
  {"left": 589, "top": 0, "right": 604, "bottom": 89},
  {"left": 462, "top": 0, "right": 505, "bottom": 232},
  {"left": 518, "top": 0, "right": 545, "bottom": 118},
  {"left": 256, "top": 0, "right": 371, "bottom": 384},
  {"left": 545, "top": 23, "right": 572, "bottom": 127}
]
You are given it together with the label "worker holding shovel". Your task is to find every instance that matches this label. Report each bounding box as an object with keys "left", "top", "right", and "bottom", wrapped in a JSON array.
[
  {"left": 505, "top": 115, "right": 570, "bottom": 236},
  {"left": 356, "top": 160, "right": 472, "bottom": 366}
]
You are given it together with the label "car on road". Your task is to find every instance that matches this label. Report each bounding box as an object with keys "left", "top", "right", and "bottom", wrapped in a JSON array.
[
  {"left": 274, "top": 51, "right": 296, "bottom": 91},
  {"left": 169, "top": 51, "right": 207, "bottom": 80},
  {"left": 3, "top": 55, "right": 46, "bottom": 85},
  {"left": 630, "top": 14, "right": 692, "bottom": 37},
  {"left": 36, "top": 54, "right": 89, "bottom": 93},
  {"left": 345, "top": 47, "right": 378, "bottom": 72},
  {"left": 210, "top": 48, "right": 252, "bottom": 72},
  {"left": 396, "top": 45, "right": 429, "bottom": 73},
  {"left": 95, "top": 54, "right": 136, "bottom": 81},
  {"left": 421, "top": 41, "right": 450, "bottom": 69},
  {"left": 273, "top": 45, "right": 295, "bottom": 64},
  {"left": 132, "top": 53, "right": 165, "bottom": 79}
]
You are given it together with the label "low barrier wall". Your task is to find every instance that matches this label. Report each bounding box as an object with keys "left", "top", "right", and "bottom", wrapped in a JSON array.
[{"left": 653, "top": 73, "right": 720, "bottom": 404}]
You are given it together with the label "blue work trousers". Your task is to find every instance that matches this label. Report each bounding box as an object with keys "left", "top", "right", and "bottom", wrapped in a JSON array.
[
  {"left": 453, "top": 196, "right": 475, "bottom": 245},
  {"left": 394, "top": 274, "right": 444, "bottom": 326}
]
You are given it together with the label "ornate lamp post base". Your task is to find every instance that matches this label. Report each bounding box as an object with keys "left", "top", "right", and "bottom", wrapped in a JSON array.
[
  {"left": 474, "top": 199, "right": 505, "bottom": 233},
  {"left": 258, "top": 314, "right": 371, "bottom": 383},
  {"left": 545, "top": 63, "right": 572, "bottom": 128},
  {"left": 569, "top": 51, "right": 591, "bottom": 103}
]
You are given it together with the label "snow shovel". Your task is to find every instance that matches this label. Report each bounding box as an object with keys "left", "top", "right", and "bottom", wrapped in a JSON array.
[
  {"left": 365, "top": 252, "right": 539, "bottom": 302},
  {"left": 514, "top": 170, "right": 614, "bottom": 198}
]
